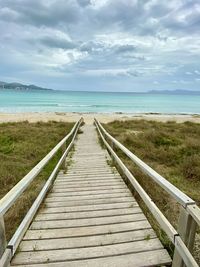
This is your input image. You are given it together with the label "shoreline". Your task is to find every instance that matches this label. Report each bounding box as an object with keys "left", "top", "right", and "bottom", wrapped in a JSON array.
[{"left": 0, "top": 112, "right": 200, "bottom": 124}]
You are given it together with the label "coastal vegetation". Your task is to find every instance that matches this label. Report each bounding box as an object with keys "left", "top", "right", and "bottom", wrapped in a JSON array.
[
  {"left": 0, "top": 121, "right": 73, "bottom": 240},
  {"left": 104, "top": 120, "right": 200, "bottom": 260}
]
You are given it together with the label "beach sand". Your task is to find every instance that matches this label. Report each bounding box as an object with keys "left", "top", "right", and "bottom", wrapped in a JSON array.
[{"left": 0, "top": 112, "right": 200, "bottom": 124}]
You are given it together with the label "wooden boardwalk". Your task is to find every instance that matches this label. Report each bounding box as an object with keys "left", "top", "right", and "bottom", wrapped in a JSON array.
[{"left": 11, "top": 124, "right": 171, "bottom": 267}]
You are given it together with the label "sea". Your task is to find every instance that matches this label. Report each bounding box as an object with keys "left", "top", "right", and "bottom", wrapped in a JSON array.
[{"left": 0, "top": 89, "right": 200, "bottom": 114}]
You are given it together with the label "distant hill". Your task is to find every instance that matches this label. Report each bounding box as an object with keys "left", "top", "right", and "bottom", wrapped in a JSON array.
[
  {"left": 148, "top": 89, "right": 200, "bottom": 95},
  {"left": 0, "top": 81, "right": 53, "bottom": 91}
]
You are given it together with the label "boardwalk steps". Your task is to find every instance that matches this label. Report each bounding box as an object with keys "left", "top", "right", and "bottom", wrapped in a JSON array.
[
  {"left": 1, "top": 118, "right": 200, "bottom": 267},
  {"left": 10, "top": 124, "right": 171, "bottom": 266}
]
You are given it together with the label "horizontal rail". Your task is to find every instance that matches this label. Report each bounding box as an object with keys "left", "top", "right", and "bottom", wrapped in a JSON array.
[
  {"left": 95, "top": 119, "right": 200, "bottom": 228},
  {"left": 8, "top": 119, "right": 81, "bottom": 255},
  {"left": 0, "top": 118, "right": 83, "bottom": 216},
  {"left": 94, "top": 119, "right": 199, "bottom": 267},
  {"left": 0, "top": 118, "right": 83, "bottom": 266},
  {"left": 94, "top": 119, "right": 194, "bottom": 208}
]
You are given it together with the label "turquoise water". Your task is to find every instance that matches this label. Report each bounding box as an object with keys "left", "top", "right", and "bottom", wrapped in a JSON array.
[{"left": 0, "top": 89, "right": 200, "bottom": 114}]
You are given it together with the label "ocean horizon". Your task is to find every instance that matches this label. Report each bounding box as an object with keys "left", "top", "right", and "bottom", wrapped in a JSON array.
[{"left": 0, "top": 89, "right": 200, "bottom": 114}]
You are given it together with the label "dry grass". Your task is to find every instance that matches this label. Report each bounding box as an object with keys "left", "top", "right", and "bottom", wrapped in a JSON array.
[
  {"left": 104, "top": 119, "right": 200, "bottom": 262},
  {"left": 0, "top": 121, "right": 74, "bottom": 241}
]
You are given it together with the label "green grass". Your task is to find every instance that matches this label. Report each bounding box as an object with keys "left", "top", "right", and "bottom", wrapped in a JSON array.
[
  {"left": 0, "top": 121, "right": 74, "bottom": 241},
  {"left": 104, "top": 119, "right": 200, "bottom": 261}
]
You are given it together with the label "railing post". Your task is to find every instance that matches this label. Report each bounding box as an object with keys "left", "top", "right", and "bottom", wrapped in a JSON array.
[
  {"left": 110, "top": 141, "right": 116, "bottom": 163},
  {"left": 172, "top": 206, "right": 197, "bottom": 267},
  {"left": 61, "top": 142, "right": 66, "bottom": 170},
  {"left": 0, "top": 214, "right": 7, "bottom": 258}
]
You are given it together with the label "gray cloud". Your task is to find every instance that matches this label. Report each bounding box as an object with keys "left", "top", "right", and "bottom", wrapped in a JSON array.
[
  {"left": 77, "top": 0, "right": 91, "bottom": 7},
  {"left": 0, "top": 0, "right": 200, "bottom": 91},
  {"left": 0, "top": 0, "right": 81, "bottom": 27},
  {"left": 114, "top": 44, "right": 137, "bottom": 54},
  {"left": 39, "top": 36, "right": 77, "bottom": 50}
]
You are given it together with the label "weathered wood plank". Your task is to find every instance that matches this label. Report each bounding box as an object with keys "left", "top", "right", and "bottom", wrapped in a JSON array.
[
  {"left": 12, "top": 239, "right": 164, "bottom": 265},
  {"left": 24, "top": 221, "right": 152, "bottom": 240},
  {"left": 47, "top": 188, "right": 130, "bottom": 197},
  {"left": 36, "top": 207, "right": 142, "bottom": 221},
  {"left": 45, "top": 192, "right": 132, "bottom": 202},
  {"left": 39, "top": 202, "right": 139, "bottom": 214},
  {"left": 54, "top": 180, "right": 123, "bottom": 185},
  {"left": 57, "top": 173, "right": 121, "bottom": 179},
  {"left": 50, "top": 185, "right": 127, "bottom": 193},
  {"left": 43, "top": 196, "right": 134, "bottom": 207},
  {"left": 55, "top": 176, "right": 121, "bottom": 182},
  {"left": 52, "top": 182, "right": 124, "bottom": 189},
  {"left": 11, "top": 249, "right": 172, "bottom": 267},
  {"left": 19, "top": 229, "right": 156, "bottom": 251},
  {"left": 30, "top": 214, "right": 146, "bottom": 229}
]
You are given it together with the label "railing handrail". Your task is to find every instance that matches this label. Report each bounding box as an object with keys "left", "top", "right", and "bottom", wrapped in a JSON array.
[
  {"left": 94, "top": 118, "right": 199, "bottom": 267},
  {"left": 0, "top": 118, "right": 83, "bottom": 216},
  {"left": 94, "top": 119, "right": 200, "bottom": 228},
  {"left": 94, "top": 119, "right": 195, "bottom": 208}
]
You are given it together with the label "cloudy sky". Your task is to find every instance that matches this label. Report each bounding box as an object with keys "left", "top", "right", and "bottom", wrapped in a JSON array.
[{"left": 0, "top": 0, "right": 200, "bottom": 91}]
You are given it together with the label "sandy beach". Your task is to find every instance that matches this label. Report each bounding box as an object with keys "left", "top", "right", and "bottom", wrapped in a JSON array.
[{"left": 0, "top": 112, "right": 200, "bottom": 124}]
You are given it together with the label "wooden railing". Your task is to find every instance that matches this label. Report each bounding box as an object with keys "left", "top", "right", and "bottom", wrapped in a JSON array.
[
  {"left": 94, "top": 118, "right": 200, "bottom": 267},
  {"left": 0, "top": 118, "right": 83, "bottom": 267}
]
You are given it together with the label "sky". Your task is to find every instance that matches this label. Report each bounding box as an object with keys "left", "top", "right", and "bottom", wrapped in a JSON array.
[{"left": 0, "top": 0, "right": 200, "bottom": 92}]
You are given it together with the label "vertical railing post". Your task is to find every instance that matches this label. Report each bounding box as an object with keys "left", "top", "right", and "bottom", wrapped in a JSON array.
[
  {"left": 61, "top": 142, "right": 66, "bottom": 170},
  {"left": 172, "top": 206, "right": 197, "bottom": 267},
  {"left": 110, "top": 141, "right": 116, "bottom": 163},
  {"left": 0, "top": 214, "right": 7, "bottom": 258}
]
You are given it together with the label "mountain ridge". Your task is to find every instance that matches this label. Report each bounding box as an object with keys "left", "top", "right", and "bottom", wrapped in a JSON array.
[
  {"left": 0, "top": 81, "right": 53, "bottom": 91},
  {"left": 0, "top": 81, "right": 200, "bottom": 94}
]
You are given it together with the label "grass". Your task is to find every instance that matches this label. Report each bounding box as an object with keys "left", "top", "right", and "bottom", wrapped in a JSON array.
[
  {"left": 0, "top": 120, "right": 74, "bottom": 241},
  {"left": 104, "top": 119, "right": 200, "bottom": 262}
]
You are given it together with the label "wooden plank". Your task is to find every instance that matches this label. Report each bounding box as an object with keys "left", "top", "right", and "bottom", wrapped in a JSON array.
[
  {"left": 55, "top": 176, "right": 121, "bottom": 181},
  {"left": 43, "top": 196, "right": 134, "bottom": 208},
  {"left": 54, "top": 180, "right": 123, "bottom": 185},
  {"left": 47, "top": 188, "right": 130, "bottom": 197},
  {"left": 45, "top": 192, "right": 132, "bottom": 202},
  {"left": 12, "top": 239, "right": 164, "bottom": 265},
  {"left": 60, "top": 171, "right": 117, "bottom": 174},
  {"left": 39, "top": 202, "right": 139, "bottom": 214},
  {"left": 51, "top": 185, "right": 127, "bottom": 193},
  {"left": 30, "top": 214, "right": 146, "bottom": 229},
  {"left": 57, "top": 173, "right": 120, "bottom": 179},
  {"left": 67, "top": 166, "right": 111, "bottom": 170},
  {"left": 66, "top": 171, "right": 115, "bottom": 175},
  {"left": 36, "top": 207, "right": 142, "bottom": 221},
  {"left": 10, "top": 249, "right": 171, "bottom": 267},
  {"left": 23, "top": 221, "right": 152, "bottom": 240},
  {"left": 52, "top": 182, "right": 124, "bottom": 188},
  {"left": 56, "top": 177, "right": 121, "bottom": 183},
  {"left": 19, "top": 229, "right": 156, "bottom": 251},
  {"left": 51, "top": 181, "right": 126, "bottom": 191}
]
